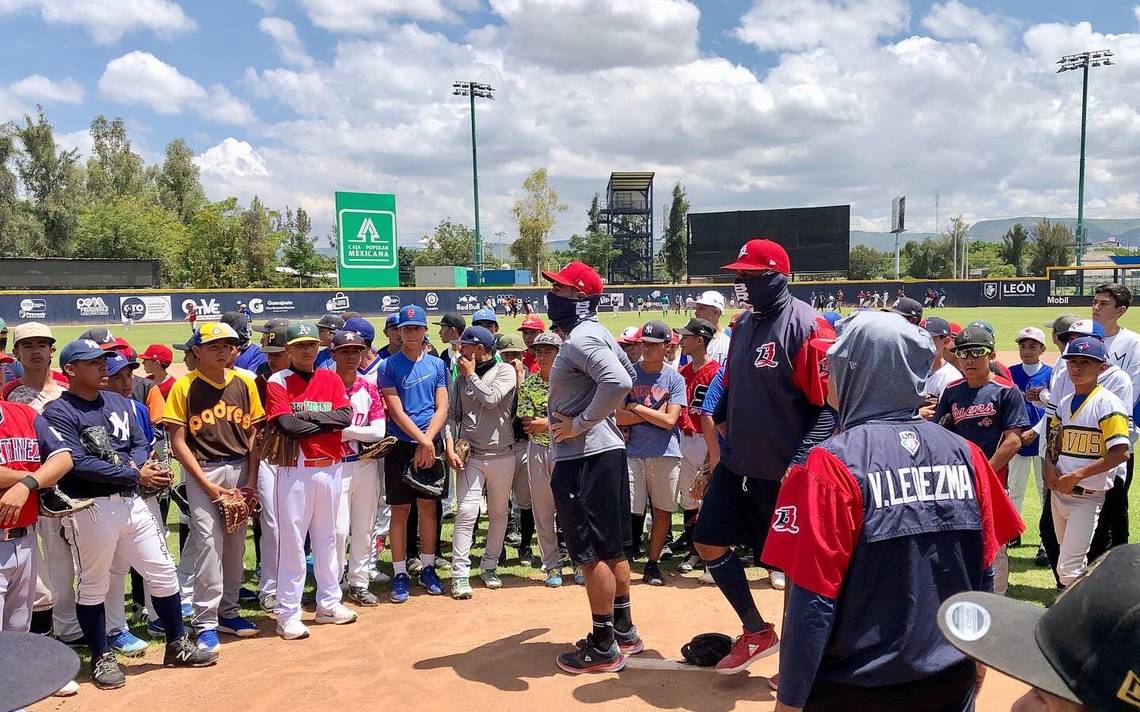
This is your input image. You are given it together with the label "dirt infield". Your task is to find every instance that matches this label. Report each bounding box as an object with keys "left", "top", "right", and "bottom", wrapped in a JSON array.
[{"left": 34, "top": 573, "right": 1028, "bottom": 712}]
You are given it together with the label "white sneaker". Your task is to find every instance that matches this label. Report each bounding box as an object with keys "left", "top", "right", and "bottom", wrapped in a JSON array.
[
  {"left": 276, "top": 620, "right": 310, "bottom": 640},
  {"left": 699, "top": 568, "right": 715, "bottom": 585},
  {"left": 54, "top": 680, "right": 80, "bottom": 697},
  {"left": 315, "top": 605, "right": 358, "bottom": 625},
  {"left": 770, "top": 571, "right": 786, "bottom": 591}
]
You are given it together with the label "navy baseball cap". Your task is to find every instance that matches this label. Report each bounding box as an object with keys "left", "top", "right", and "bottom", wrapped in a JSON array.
[
  {"left": 331, "top": 330, "right": 368, "bottom": 351},
  {"left": 639, "top": 320, "right": 672, "bottom": 343},
  {"left": 472, "top": 307, "right": 498, "bottom": 325},
  {"left": 78, "top": 327, "right": 116, "bottom": 348},
  {"left": 674, "top": 317, "right": 716, "bottom": 340},
  {"left": 59, "top": 339, "right": 114, "bottom": 365},
  {"left": 220, "top": 311, "right": 252, "bottom": 343},
  {"left": 342, "top": 317, "right": 376, "bottom": 344},
  {"left": 316, "top": 313, "right": 345, "bottom": 331},
  {"left": 397, "top": 305, "right": 428, "bottom": 328},
  {"left": 105, "top": 352, "right": 139, "bottom": 377},
  {"left": 252, "top": 317, "right": 290, "bottom": 333},
  {"left": 459, "top": 326, "right": 495, "bottom": 351},
  {"left": 384, "top": 314, "right": 400, "bottom": 330},
  {"left": 1063, "top": 336, "right": 1108, "bottom": 362},
  {"left": 924, "top": 316, "right": 952, "bottom": 338}
]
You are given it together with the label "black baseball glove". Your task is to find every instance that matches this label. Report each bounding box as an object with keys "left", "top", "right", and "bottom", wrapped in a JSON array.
[
  {"left": 680, "top": 632, "right": 734, "bottom": 667},
  {"left": 38, "top": 488, "right": 94, "bottom": 518},
  {"left": 402, "top": 444, "right": 447, "bottom": 498},
  {"left": 80, "top": 425, "right": 123, "bottom": 466}
]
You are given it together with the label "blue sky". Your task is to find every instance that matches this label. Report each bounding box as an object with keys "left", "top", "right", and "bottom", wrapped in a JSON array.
[{"left": 1, "top": 0, "right": 1138, "bottom": 243}]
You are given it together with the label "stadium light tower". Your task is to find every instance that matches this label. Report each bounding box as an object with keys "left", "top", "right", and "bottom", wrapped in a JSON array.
[
  {"left": 453, "top": 80, "right": 495, "bottom": 285},
  {"left": 1057, "top": 49, "right": 1113, "bottom": 266}
]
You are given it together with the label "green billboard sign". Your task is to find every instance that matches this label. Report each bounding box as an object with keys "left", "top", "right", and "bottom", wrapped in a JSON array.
[{"left": 336, "top": 191, "right": 399, "bottom": 287}]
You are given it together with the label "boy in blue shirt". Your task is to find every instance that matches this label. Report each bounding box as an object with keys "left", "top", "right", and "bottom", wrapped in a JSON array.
[{"left": 1009, "top": 327, "right": 1053, "bottom": 520}]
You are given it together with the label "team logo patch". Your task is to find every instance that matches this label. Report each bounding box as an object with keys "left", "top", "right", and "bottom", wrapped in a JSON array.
[
  {"left": 753, "top": 342, "right": 778, "bottom": 368},
  {"left": 771, "top": 506, "right": 799, "bottom": 534},
  {"left": 1117, "top": 670, "right": 1140, "bottom": 709},
  {"left": 899, "top": 430, "right": 920, "bottom": 457}
]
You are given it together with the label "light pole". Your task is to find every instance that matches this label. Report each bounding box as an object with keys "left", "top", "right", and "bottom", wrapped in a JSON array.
[
  {"left": 453, "top": 81, "right": 495, "bottom": 284},
  {"left": 1057, "top": 49, "right": 1113, "bottom": 266}
]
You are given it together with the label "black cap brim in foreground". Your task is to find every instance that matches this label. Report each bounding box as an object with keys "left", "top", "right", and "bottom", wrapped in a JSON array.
[
  {"left": 0, "top": 632, "right": 80, "bottom": 710},
  {"left": 937, "top": 592, "right": 1080, "bottom": 704}
]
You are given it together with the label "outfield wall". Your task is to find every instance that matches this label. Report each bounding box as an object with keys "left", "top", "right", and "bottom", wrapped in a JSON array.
[{"left": 0, "top": 278, "right": 1056, "bottom": 326}]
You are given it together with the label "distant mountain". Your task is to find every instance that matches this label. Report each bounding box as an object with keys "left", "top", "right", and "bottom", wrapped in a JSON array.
[{"left": 852, "top": 217, "right": 1140, "bottom": 250}]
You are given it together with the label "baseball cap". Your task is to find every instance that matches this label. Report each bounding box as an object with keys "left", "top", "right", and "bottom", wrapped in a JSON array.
[
  {"left": 105, "top": 352, "right": 139, "bottom": 377},
  {"left": 967, "top": 320, "right": 995, "bottom": 337},
  {"left": 938, "top": 543, "right": 1140, "bottom": 711},
  {"left": 315, "top": 313, "right": 345, "bottom": 331},
  {"left": 58, "top": 339, "right": 113, "bottom": 365},
  {"left": 220, "top": 312, "right": 252, "bottom": 343},
  {"left": 617, "top": 326, "right": 642, "bottom": 344},
  {"left": 261, "top": 323, "right": 289, "bottom": 353},
  {"left": 435, "top": 312, "right": 466, "bottom": 330},
  {"left": 285, "top": 322, "right": 320, "bottom": 345},
  {"left": 542, "top": 261, "right": 605, "bottom": 296},
  {"left": 252, "top": 317, "right": 290, "bottom": 334},
  {"left": 953, "top": 326, "right": 995, "bottom": 352},
  {"left": 924, "top": 317, "right": 951, "bottom": 338},
  {"left": 674, "top": 317, "right": 716, "bottom": 341},
  {"left": 342, "top": 317, "right": 376, "bottom": 345},
  {"left": 471, "top": 307, "right": 498, "bottom": 325},
  {"left": 1062, "top": 336, "right": 1108, "bottom": 362},
  {"left": 331, "top": 330, "right": 368, "bottom": 351},
  {"left": 193, "top": 322, "right": 240, "bottom": 346},
  {"left": 78, "top": 327, "right": 116, "bottom": 349},
  {"left": 12, "top": 322, "right": 53, "bottom": 346},
  {"left": 172, "top": 335, "right": 195, "bottom": 352},
  {"left": 1045, "top": 313, "right": 1079, "bottom": 332},
  {"left": 1015, "top": 327, "right": 1047, "bottom": 346},
  {"left": 140, "top": 344, "right": 173, "bottom": 366},
  {"left": 497, "top": 333, "right": 526, "bottom": 353},
  {"left": 384, "top": 314, "right": 399, "bottom": 330},
  {"left": 695, "top": 290, "right": 726, "bottom": 313},
  {"left": 949, "top": 321, "right": 963, "bottom": 336},
  {"left": 1062, "top": 318, "right": 1106, "bottom": 340},
  {"left": 639, "top": 320, "right": 672, "bottom": 343},
  {"left": 397, "top": 305, "right": 428, "bottom": 328},
  {"left": 518, "top": 315, "right": 546, "bottom": 332},
  {"left": 458, "top": 326, "right": 495, "bottom": 351},
  {"left": 721, "top": 239, "right": 791, "bottom": 275},
  {"left": 888, "top": 297, "right": 924, "bottom": 323},
  {"left": 532, "top": 332, "right": 563, "bottom": 349}
]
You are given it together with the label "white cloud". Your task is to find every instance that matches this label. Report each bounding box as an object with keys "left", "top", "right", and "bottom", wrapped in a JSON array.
[
  {"left": 99, "top": 52, "right": 255, "bottom": 125},
  {"left": 9, "top": 75, "right": 84, "bottom": 103},
  {"left": 0, "top": 0, "right": 195, "bottom": 44},
  {"left": 298, "top": 0, "right": 463, "bottom": 32},
  {"left": 735, "top": 0, "right": 909, "bottom": 52},
  {"left": 921, "top": 1, "right": 1013, "bottom": 46},
  {"left": 196, "top": 138, "right": 269, "bottom": 179},
  {"left": 489, "top": 0, "right": 700, "bottom": 71},
  {"left": 259, "top": 17, "right": 314, "bottom": 68}
]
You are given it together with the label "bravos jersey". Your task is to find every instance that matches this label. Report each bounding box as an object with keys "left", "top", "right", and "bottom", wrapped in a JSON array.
[{"left": 763, "top": 418, "right": 1021, "bottom": 688}]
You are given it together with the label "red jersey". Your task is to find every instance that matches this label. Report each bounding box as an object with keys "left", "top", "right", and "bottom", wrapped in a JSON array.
[
  {"left": 522, "top": 351, "right": 540, "bottom": 374},
  {"left": 678, "top": 359, "right": 720, "bottom": 436},
  {"left": 0, "top": 401, "right": 69, "bottom": 528},
  {"left": 266, "top": 368, "right": 350, "bottom": 461},
  {"left": 149, "top": 374, "right": 177, "bottom": 399}
]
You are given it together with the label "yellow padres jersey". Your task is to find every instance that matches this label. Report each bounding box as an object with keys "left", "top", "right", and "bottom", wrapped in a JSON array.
[{"left": 1050, "top": 385, "right": 1130, "bottom": 491}]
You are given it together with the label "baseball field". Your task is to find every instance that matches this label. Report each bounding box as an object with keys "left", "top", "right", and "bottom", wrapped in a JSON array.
[{"left": 31, "top": 305, "right": 1138, "bottom": 711}]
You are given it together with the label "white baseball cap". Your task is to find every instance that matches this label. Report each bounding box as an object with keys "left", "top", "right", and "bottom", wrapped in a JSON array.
[
  {"left": 1015, "top": 327, "right": 1046, "bottom": 346},
  {"left": 695, "top": 290, "right": 725, "bottom": 313}
]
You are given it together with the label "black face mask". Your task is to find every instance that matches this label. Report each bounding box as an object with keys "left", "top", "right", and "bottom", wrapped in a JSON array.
[
  {"left": 733, "top": 272, "right": 790, "bottom": 317},
  {"left": 546, "top": 292, "right": 600, "bottom": 331}
]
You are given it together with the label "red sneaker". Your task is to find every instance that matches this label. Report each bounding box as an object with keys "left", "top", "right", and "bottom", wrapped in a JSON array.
[{"left": 715, "top": 624, "right": 779, "bottom": 675}]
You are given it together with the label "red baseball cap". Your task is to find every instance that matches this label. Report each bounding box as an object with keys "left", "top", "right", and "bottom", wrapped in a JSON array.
[
  {"left": 722, "top": 239, "right": 791, "bottom": 275},
  {"left": 617, "top": 326, "right": 642, "bottom": 344},
  {"left": 542, "top": 261, "right": 604, "bottom": 296},
  {"left": 949, "top": 322, "right": 963, "bottom": 336},
  {"left": 107, "top": 336, "right": 133, "bottom": 355},
  {"left": 518, "top": 315, "right": 547, "bottom": 332},
  {"left": 141, "top": 344, "right": 173, "bottom": 366}
]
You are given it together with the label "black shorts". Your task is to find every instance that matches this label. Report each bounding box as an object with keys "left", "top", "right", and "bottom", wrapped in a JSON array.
[
  {"left": 692, "top": 462, "right": 781, "bottom": 558},
  {"left": 805, "top": 659, "right": 976, "bottom": 712},
  {"left": 551, "top": 448, "right": 632, "bottom": 565},
  {"left": 384, "top": 439, "right": 449, "bottom": 506}
]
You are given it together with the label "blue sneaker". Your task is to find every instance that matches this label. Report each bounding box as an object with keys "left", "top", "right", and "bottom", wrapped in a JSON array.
[
  {"left": 181, "top": 603, "right": 193, "bottom": 619},
  {"left": 218, "top": 615, "right": 259, "bottom": 638},
  {"left": 107, "top": 629, "right": 148, "bottom": 657},
  {"left": 196, "top": 629, "right": 220, "bottom": 653},
  {"left": 419, "top": 566, "right": 444, "bottom": 595},
  {"left": 305, "top": 554, "right": 314, "bottom": 576},
  {"left": 146, "top": 619, "right": 166, "bottom": 640},
  {"left": 390, "top": 573, "right": 411, "bottom": 603}
]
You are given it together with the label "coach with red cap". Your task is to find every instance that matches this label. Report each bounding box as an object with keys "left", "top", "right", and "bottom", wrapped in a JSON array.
[
  {"left": 543, "top": 261, "right": 641, "bottom": 674},
  {"left": 692, "top": 239, "right": 836, "bottom": 676}
]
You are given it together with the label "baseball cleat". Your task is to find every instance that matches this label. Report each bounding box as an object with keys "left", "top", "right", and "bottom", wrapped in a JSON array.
[
  {"left": 146, "top": 619, "right": 166, "bottom": 640},
  {"left": 91, "top": 652, "right": 126, "bottom": 690},
  {"left": 218, "top": 615, "right": 259, "bottom": 637},
  {"left": 556, "top": 635, "right": 627, "bottom": 675},
  {"left": 679, "top": 553, "right": 701, "bottom": 573},
  {"left": 544, "top": 569, "right": 563, "bottom": 587},
  {"left": 573, "top": 567, "right": 585, "bottom": 585},
  {"left": 107, "top": 629, "right": 148, "bottom": 657},
  {"left": 419, "top": 566, "right": 444, "bottom": 595},
  {"left": 53, "top": 680, "right": 80, "bottom": 697},
  {"left": 390, "top": 573, "right": 411, "bottom": 603},
  {"left": 238, "top": 586, "right": 259, "bottom": 602},
  {"left": 518, "top": 547, "right": 535, "bottom": 567},
  {"left": 369, "top": 569, "right": 391, "bottom": 585},
  {"left": 260, "top": 594, "right": 277, "bottom": 612},
  {"left": 164, "top": 635, "right": 219, "bottom": 667},
  {"left": 452, "top": 577, "right": 473, "bottom": 599},
  {"left": 406, "top": 557, "right": 423, "bottom": 575},
  {"left": 769, "top": 571, "right": 786, "bottom": 591},
  {"left": 698, "top": 568, "right": 715, "bottom": 585},
  {"left": 315, "top": 605, "right": 358, "bottom": 625},
  {"left": 479, "top": 569, "right": 503, "bottom": 590},
  {"left": 643, "top": 562, "right": 666, "bottom": 586},
  {"left": 348, "top": 585, "right": 380, "bottom": 607},
  {"left": 276, "top": 620, "right": 310, "bottom": 640},
  {"left": 196, "top": 629, "right": 221, "bottom": 653},
  {"left": 716, "top": 625, "right": 779, "bottom": 675}
]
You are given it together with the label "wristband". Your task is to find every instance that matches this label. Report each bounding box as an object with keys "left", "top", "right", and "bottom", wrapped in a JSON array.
[{"left": 19, "top": 475, "right": 39, "bottom": 491}]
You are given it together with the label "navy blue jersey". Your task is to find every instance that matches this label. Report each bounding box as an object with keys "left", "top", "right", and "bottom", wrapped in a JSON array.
[
  {"left": 934, "top": 379, "right": 1028, "bottom": 472},
  {"left": 42, "top": 390, "right": 149, "bottom": 499},
  {"left": 234, "top": 342, "right": 267, "bottom": 374}
]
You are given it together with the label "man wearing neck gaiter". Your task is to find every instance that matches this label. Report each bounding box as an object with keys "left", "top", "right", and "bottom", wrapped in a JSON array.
[
  {"left": 543, "top": 261, "right": 640, "bottom": 674},
  {"left": 693, "top": 239, "right": 835, "bottom": 677}
]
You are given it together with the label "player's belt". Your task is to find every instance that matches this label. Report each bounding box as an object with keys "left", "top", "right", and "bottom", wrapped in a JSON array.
[
  {"left": 342, "top": 454, "right": 360, "bottom": 463},
  {"left": 0, "top": 526, "right": 30, "bottom": 542},
  {"left": 1071, "top": 485, "right": 1095, "bottom": 496},
  {"left": 303, "top": 457, "right": 337, "bottom": 468}
]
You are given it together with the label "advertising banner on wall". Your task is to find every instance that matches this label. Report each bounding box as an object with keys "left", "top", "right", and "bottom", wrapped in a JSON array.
[
  {"left": 336, "top": 192, "right": 399, "bottom": 288},
  {"left": 120, "top": 295, "right": 173, "bottom": 323}
]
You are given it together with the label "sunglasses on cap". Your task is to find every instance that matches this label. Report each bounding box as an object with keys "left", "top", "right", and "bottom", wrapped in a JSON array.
[{"left": 955, "top": 347, "right": 992, "bottom": 359}]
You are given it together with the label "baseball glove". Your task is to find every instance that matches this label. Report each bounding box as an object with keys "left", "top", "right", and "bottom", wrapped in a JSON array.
[
  {"left": 688, "top": 463, "right": 711, "bottom": 501},
  {"left": 454, "top": 438, "right": 472, "bottom": 467},
  {"left": 357, "top": 436, "right": 399, "bottom": 461},
  {"left": 170, "top": 483, "right": 190, "bottom": 518},
  {"left": 213, "top": 487, "right": 261, "bottom": 534},
  {"left": 1046, "top": 420, "right": 1063, "bottom": 465},
  {"left": 254, "top": 422, "right": 300, "bottom": 468},
  {"left": 139, "top": 440, "right": 173, "bottom": 499},
  {"left": 80, "top": 425, "right": 122, "bottom": 466},
  {"left": 680, "top": 632, "right": 734, "bottom": 667},
  {"left": 38, "top": 488, "right": 94, "bottom": 518},
  {"left": 402, "top": 443, "right": 447, "bottom": 498}
]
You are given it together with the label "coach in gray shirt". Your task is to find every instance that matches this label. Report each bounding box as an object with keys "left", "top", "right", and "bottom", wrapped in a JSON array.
[{"left": 543, "top": 261, "right": 640, "bottom": 675}]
